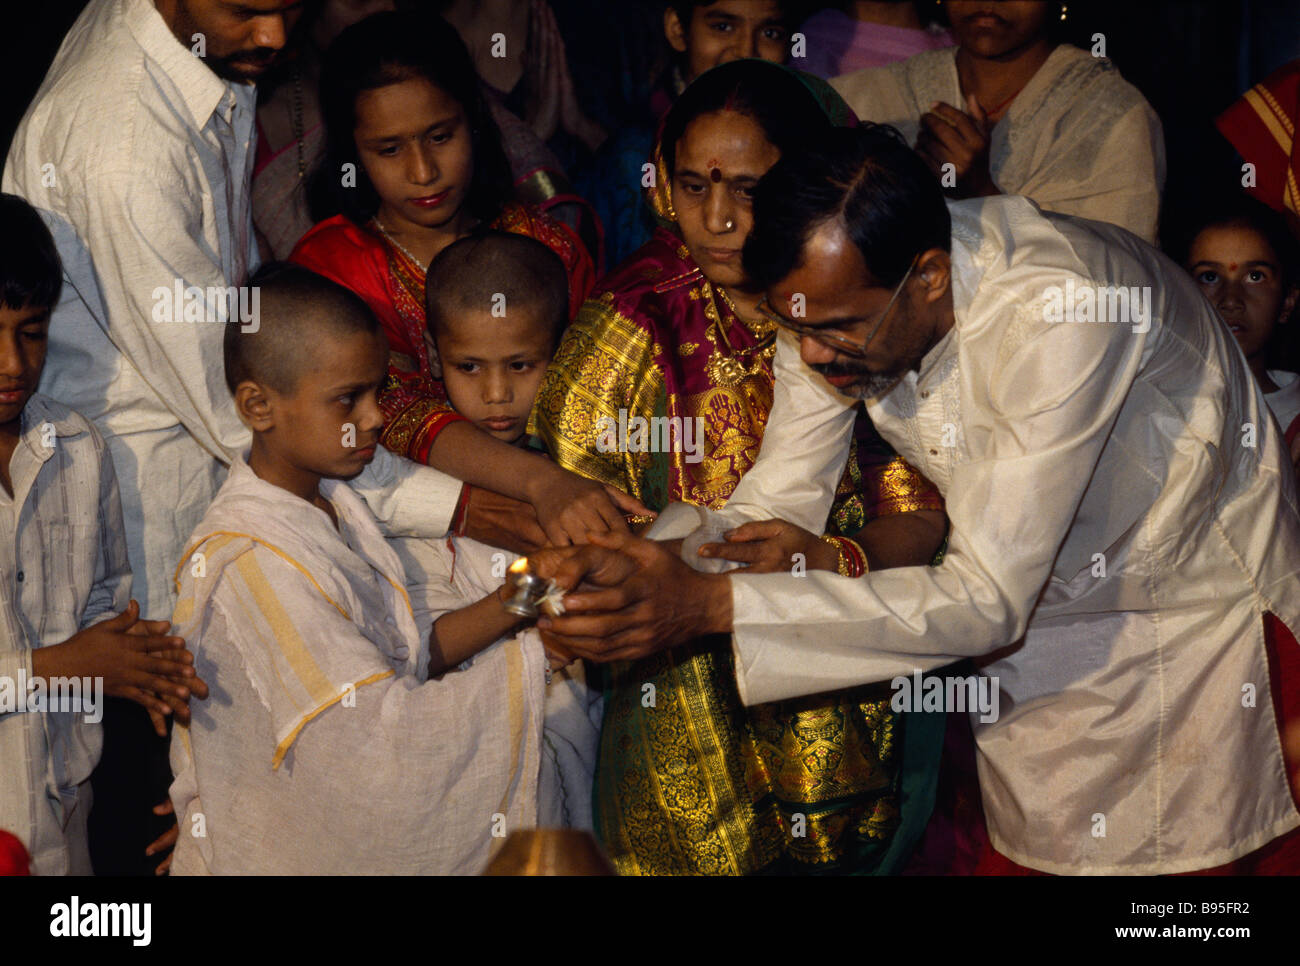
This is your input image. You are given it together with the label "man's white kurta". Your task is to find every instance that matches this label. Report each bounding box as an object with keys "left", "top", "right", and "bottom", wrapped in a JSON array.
[
  {"left": 2, "top": 0, "right": 258, "bottom": 617},
  {"left": 832, "top": 45, "right": 1166, "bottom": 242},
  {"left": 694, "top": 197, "right": 1300, "bottom": 874}
]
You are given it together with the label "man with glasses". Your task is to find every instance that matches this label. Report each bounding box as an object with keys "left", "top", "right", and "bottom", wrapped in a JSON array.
[
  {"left": 532, "top": 125, "right": 1300, "bottom": 874},
  {"left": 754, "top": 254, "right": 918, "bottom": 398}
]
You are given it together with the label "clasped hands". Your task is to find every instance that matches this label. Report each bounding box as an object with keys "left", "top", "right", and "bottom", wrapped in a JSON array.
[
  {"left": 916, "top": 94, "right": 999, "bottom": 199},
  {"left": 528, "top": 518, "right": 829, "bottom": 663},
  {"left": 33, "top": 599, "right": 208, "bottom": 737}
]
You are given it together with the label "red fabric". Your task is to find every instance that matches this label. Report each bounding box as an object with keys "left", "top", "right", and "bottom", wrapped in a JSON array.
[
  {"left": 289, "top": 205, "right": 595, "bottom": 364},
  {"left": 1215, "top": 60, "right": 1300, "bottom": 217},
  {"left": 0, "top": 830, "right": 31, "bottom": 876},
  {"left": 290, "top": 215, "right": 411, "bottom": 355}
]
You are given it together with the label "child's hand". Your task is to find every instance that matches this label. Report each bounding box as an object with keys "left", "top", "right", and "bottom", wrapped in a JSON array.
[
  {"left": 145, "top": 799, "right": 178, "bottom": 876},
  {"left": 125, "top": 614, "right": 209, "bottom": 730},
  {"left": 527, "top": 465, "right": 653, "bottom": 546},
  {"left": 36, "top": 601, "right": 205, "bottom": 732},
  {"left": 464, "top": 486, "right": 549, "bottom": 554},
  {"left": 128, "top": 612, "right": 211, "bottom": 731}
]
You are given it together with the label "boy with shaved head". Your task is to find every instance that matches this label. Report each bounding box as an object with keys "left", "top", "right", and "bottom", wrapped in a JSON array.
[
  {"left": 425, "top": 231, "right": 567, "bottom": 446},
  {"left": 418, "top": 232, "right": 599, "bottom": 829},
  {"left": 169, "top": 264, "right": 549, "bottom": 874}
]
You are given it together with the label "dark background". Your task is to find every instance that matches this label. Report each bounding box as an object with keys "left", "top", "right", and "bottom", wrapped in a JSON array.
[{"left": 4, "top": 0, "right": 1299, "bottom": 249}]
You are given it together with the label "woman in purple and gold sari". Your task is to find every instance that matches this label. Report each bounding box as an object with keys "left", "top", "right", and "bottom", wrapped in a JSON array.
[{"left": 534, "top": 60, "right": 948, "bottom": 875}]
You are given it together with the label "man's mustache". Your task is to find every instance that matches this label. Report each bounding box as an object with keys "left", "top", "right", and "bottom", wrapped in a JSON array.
[
  {"left": 228, "top": 49, "right": 279, "bottom": 68},
  {"left": 811, "top": 361, "right": 873, "bottom": 379}
]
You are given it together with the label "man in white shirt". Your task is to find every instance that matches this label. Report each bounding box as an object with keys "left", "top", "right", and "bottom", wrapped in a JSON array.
[
  {"left": 534, "top": 126, "right": 1300, "bottom": 874},
  {"left": 4, "top": 0, "right": 308, "bottom": 625}
]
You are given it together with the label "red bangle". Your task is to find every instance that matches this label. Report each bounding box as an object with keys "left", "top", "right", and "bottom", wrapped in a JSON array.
[
  {"left": 452, "top": 484, "right": 472, "bottom": 537},
  {"left": 842, "top": 537, "right": 868, "bottom": 577},
  {"left": 822, "top": 535, "right": 868, "bottom": 578}
]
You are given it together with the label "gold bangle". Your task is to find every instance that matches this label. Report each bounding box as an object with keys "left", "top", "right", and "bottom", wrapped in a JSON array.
[
  {"left": 820, "top": 535, "right": 851, "bottom": 577},
  {"left": 820, "top": 534, "right": 868, "bottom": 577}
]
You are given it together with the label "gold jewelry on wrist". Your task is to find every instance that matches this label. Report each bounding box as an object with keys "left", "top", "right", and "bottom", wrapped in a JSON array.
[{"left": 820, "top": 535, "right": 868, "bottom": 577}]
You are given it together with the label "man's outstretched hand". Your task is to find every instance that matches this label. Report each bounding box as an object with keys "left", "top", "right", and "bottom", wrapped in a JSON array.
[{"left": 531, "top": 531, "right": 732, "bottom": 661}]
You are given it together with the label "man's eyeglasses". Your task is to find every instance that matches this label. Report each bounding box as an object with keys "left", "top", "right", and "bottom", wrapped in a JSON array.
[{"left": 755, "top": 255, "right": 918, "bottom": 360}]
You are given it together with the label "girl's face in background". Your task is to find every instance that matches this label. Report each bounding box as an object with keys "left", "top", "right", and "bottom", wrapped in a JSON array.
[
  {"left": 667, "top": 1, "right": 790, "bottom": 82},
  {"left": 1188, "top": 222, "right": 1298, "bottom": 361},
  {"left": 353, "top": 77, "right": 476, "bottom": 235},
  {"left": 670, "top": 110, "right": 780, "bottom": 291}
]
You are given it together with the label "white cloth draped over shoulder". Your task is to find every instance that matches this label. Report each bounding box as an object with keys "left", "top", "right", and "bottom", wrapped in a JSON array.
[
  {"left": 831, "top": 44, "right": 1166, "bottom": 242},
  {"left": 168, "top": 456, "right": 546, "bottom": 875},
  {"left": 653, "top": 197, "right": 1300, "bottom": 874}
]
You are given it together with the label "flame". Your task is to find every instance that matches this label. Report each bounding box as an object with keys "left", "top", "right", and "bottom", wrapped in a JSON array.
[{"left": 508, "top": 557, "right": 529, "bottom": 575}]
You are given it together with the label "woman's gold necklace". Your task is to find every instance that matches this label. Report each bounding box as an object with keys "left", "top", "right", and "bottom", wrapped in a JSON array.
[{"left": 704, "top": 285, "right": 776, "bottom": 388}]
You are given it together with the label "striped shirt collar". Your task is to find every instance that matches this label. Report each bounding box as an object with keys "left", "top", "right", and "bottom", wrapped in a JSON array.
[{"left": 19, "top": 393, "right": 86, "bottom": 462}]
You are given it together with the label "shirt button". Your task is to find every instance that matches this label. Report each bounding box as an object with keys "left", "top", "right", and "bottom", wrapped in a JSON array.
[
  {"left": 16, "top": 570, "right": 23, "bottom": 582},
  {"left": 920, "top": 390, "right": 930, "bottom": 398},
  {"left": 929, "top": 448, "right": 939, "bottom": 456}
]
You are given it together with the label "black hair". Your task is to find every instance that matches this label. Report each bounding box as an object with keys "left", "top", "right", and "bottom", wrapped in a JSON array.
[
  {"left": 744, "top": 124, "right": 951, "bottom": 289},
  {"left": 224, "top": 261, "right": 379, "bottom": 396},
  {"left": 669, "top": 1, "right": 802, "bottom": 30},
  {"left": 659, "top": 59, "right": 837, "bottom": 182},
  {"left": 0, "top": 193, "right": 62, "bottom": 311},
  {"left": 307, "top": 10, "right": 514, "bottom": 226},
  {"left": 1177, "top": 192, "right": 1300, "bottom": 290},
  {"left": 425, "top": 230, "right": 569, "bottom": 340}
]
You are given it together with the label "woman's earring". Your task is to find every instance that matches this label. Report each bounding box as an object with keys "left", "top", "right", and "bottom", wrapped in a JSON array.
[{"left": 1060, "top": 2, "right": 1068, "bottom": 21}]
